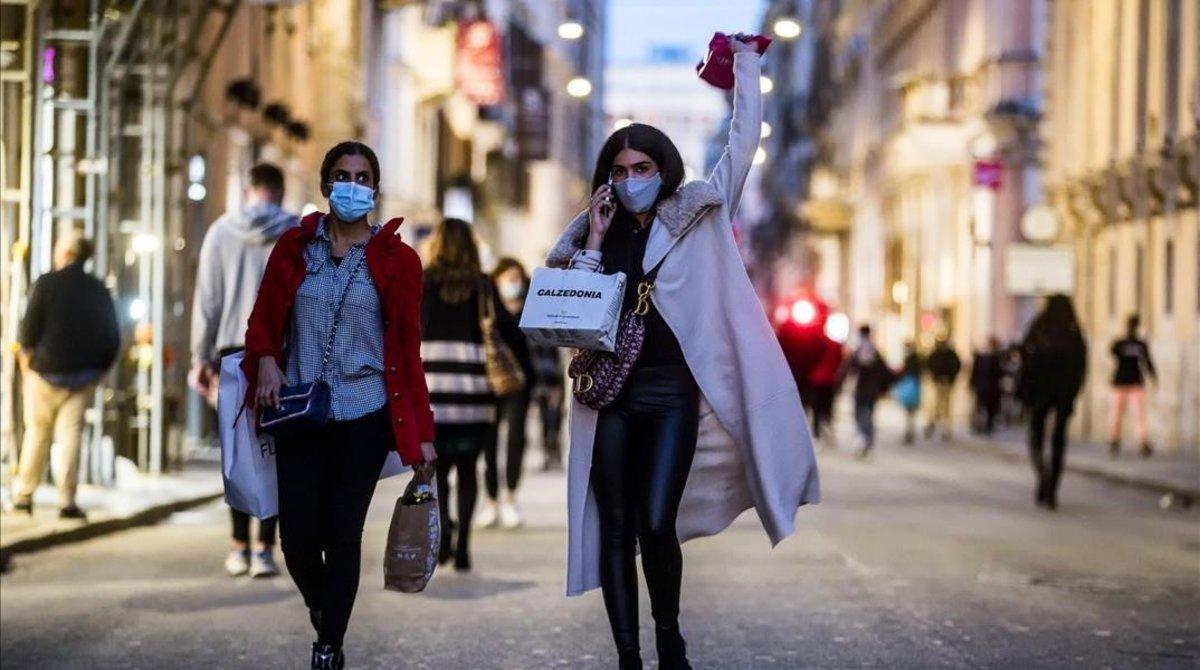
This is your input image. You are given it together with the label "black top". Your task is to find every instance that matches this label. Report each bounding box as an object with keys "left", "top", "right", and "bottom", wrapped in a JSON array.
[
  {"left": 600, "top": 217, "right": 686, "bottom": 368},
  {"left": 1018, "top": 322, "right": 1087, "bottom": 409},
  {"left": 1110, "top": 336, "right": 1155, "bottom": 386},
  {"left": 18, "top": 263, "right": 120, "bottom": 375},
  {"left": 926, "top": 344, "right": 962, "bottom": 383}
]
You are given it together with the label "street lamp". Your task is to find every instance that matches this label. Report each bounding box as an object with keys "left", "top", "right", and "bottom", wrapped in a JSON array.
[
  {"left": 773, "top": 17, "right": 803, "bottom": 40},
  {"left": 753, "top": 146, "right": 767, "bottom": 165},
  {"left": 613, "top": 117, "right": 633, "bottom": 130},
  {"left": 567, "top": 77, "right": 592, "bottom": 98},
  {"left": 761, "top": 121, "right": 772, "bottom": 138},
  {"left": 760, "top": 76, "right": 774, "bottom": 94},
  {"left": 558, "top": 20, "right": 584, "bottom": 40}
]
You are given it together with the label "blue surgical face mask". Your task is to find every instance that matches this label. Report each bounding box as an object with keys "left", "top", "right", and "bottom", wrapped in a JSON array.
[
  {"left": 613, "top": 173, "right": 663, "bottom": 214},
  {"left": 328, "top": 181, "right": 376, "bottom": 222}
]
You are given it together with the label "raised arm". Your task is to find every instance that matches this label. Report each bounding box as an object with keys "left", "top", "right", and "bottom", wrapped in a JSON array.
[{"left": 707, "top": 50, "right": 763, "bottom": 212}]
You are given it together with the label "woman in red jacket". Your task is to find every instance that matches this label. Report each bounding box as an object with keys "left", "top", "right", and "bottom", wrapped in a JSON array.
[{"left": 241, "top": 141, "right": 436, "bottom": 670}]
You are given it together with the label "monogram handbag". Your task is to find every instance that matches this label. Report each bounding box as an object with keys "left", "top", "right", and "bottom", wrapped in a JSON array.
[
  {"left": 260, "top": 253, "right": 367, "bottom": 438},
  {"left": 478, "top": 279, "right": 527, "bottom": 396},
  {"left": 567, "top": 259, "right": 664, "bottom": 410}
]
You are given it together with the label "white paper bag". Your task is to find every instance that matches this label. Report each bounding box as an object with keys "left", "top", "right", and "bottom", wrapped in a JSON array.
[
  {"left": 219, "top": 353, "right": 278, "bottom": 519},
  {"left": 519, "top": 267, "right": 626, "bottom": 351},
  {"left": 219, "top": 354, "right": 411, "bottom": 519}
]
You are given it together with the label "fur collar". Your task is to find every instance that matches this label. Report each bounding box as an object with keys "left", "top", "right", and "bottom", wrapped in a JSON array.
[{"left": 546, "top": 180, "right": 724, "bottom": 267}]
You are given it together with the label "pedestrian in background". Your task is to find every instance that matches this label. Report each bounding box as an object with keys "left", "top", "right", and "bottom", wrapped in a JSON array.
[
  {"left": 999, "top": 343, "right": 1024, "bottom": 427},
  {"left": 924, "top": 335, "right": 962, "bottom": 441},
  {"left": 531, "top": 338, "right": 566, "bottom": 471},
  {"left": 806, "top": 332, "right": 844, "bottom": 447},
  {"left": 1108, "top": 314, "right": 1156, "bottom": 458},
  {"left": 478, "top": 257, "right": 537, "bottom": 529},
  {"left": 894, "top": 341, "right": 923, "bottom": 445},
  {"left": 12, "top": 231, "right": 119, "bottom": 520},
  {"left": 547, "top": 38, "right": 819, "bottom": 670},
  {"left": 839, "top": 324, "right": 896, "bottom": 457},
  {"left": 969, "top": 337, "right": 1004, "bottom": 435},
  {"left": 421, "top": 220, "right": 529, "bottom": 570},
  {"left": 242, "top": 141, "right": 437, "bottom": 670},
  {"left": 1018, "top": 294, "right": 1087, "bottom": 511},
  {"left": 190, "top": 162, "right": 297, "bottom": 579}
]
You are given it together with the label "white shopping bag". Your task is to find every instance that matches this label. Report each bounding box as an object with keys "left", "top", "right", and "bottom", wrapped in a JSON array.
[
  {"left": 519, "top": 266, "right": 626, "bottom": 351},
  {"left": 219, "top": 354, "right": 412, "bottom": 520},
  {"left": 219, "top": 352, "right": 278, "bottom": 519}
]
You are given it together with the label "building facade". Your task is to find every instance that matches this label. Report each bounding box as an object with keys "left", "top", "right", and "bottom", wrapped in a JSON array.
[
  {"left": 1044, "top": 0, "right": 1199, "bottom": 453},
  {"left": 816, "top": 0, "right": 1047, "bottom": 362}
]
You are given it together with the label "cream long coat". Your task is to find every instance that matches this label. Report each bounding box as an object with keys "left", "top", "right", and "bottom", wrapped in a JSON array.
[{"left": 546, "top": 52, "right": 821, "bottom": 597}]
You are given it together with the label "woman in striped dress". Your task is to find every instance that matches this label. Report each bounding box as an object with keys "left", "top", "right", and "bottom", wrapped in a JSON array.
[{"left": 420, "top": 218, "right": 531, "bottom": 571}]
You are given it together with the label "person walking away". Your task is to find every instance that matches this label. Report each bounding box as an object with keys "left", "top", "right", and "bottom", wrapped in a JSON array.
[
  {"left": 1018, "top": 294, "right": 1087, "bottom": 510},
  {"left": 999, "top": 343, "right": 1024, "bottom": 427},
  {"left": 924, "top": 336, "right": 962, "bottom": 440},
  {"left": 190, "top": 162, "right": 297, "bottom": 578},
  {"left": 242, "top": 141, "right": 437, "bottom": 669},
  {"left": 532, "top": 339, "right": 566, "bottom": 471},
  {"left": 421, "top": 220, "right": 529, "bottom": 569},
  {"left": 477, "top": 257, "right": 537, "bottom": 529},
  {"left": 806, "top": 333, "right": 844, "bottom": 447},
  {"left": 546, "top": 36, "right": 819, "bottom": 669},
  {"left": 1108, "top": 314, "right": 1156, "bottom": 458},
  {"left": 13, "top": 232, "right": 119, "bottom": 520},
  {"left": 895, "top": 341, "right": 923, "bottom": 444},
  {"left": 969, "top": 337, "right": 1003, "bottom": 435},
  {"left": 838, "top": 325, "right": 896, "bottom": 457}
]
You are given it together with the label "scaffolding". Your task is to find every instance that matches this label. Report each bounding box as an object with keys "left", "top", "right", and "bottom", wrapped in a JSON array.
[{"left": 1, "top": 0, "right": 240, "bottom": 482}]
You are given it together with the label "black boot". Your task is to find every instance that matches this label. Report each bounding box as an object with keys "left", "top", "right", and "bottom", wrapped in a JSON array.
[
  {"left": 454, "top": 529, "right": 472, "bottom": 572},
  {"left": 438, "top": 520, "right": 455, "bottom": 565},
  {"left": 310, "top": 642, "right": 344, "bottom": 670},
  {"left": 618, "top": 649, "right": 643, "bottom": 670},
  {"left": 655, "top": 624, "right": 691, "bottom": 670}
]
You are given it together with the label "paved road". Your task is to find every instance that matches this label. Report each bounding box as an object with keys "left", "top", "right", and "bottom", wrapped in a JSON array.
[{"left": 1, "top": 435, "right": 1197, "bottom": 670}]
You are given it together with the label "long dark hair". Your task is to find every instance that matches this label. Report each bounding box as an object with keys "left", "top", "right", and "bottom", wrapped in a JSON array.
[
  {"left": 1025, "top": 294, "right": 1083, "bottom": 351},
  {"left": 319, "top": 141, "right": 381, "bottom": 187},
  {"left": 589, "top": 124, "right": 685, "bottom": 231},
  {"left": 492, "top": 256, "right": 529, "bottom": 286},
  {"left": 424, "top": 218, "right": 481, "bottom": 304}
]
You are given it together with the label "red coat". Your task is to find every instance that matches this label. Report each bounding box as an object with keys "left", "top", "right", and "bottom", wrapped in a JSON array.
[
  {"left": 808, "top": 336, "right": 844, "bottom": 388},
  {"left": 240, "top": 212, "right": 435, "bottom": 465}
]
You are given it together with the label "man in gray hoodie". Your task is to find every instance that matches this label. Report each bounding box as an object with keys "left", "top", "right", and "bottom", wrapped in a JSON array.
[{"left": 190, "top": 162, "right": 297, "bottom": 579}]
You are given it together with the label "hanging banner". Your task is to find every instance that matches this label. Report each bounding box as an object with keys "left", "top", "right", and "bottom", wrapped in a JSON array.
[
  {"left": 456, "top": 20, "right": 507, "bottom": 107},
  {"left": 973, "top": 160, "right": 1004, "bottom": 190},
  {"left": 516, "top": 86, "right": 550, "bottom": 160}
]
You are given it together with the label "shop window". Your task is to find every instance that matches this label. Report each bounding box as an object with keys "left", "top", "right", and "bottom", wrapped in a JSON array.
[
  {"left": 1135, "top": 243, "right": 1144, "bottom": 311},
  {"left": 1164, "top": 239, "right": 1174, "bottom": 315},
  {"left": 1109, "top": 246, "right": 1118, "bottom": 316}
]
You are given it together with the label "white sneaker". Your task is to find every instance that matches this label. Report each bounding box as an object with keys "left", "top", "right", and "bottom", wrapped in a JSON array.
[
  {"left": 249, "top": 550, "right": 279, "bottom": 578},
  {"left": 224, "top": 550, "right": 250, "bottom": 576},
  {"left": 476, "top": 499, "right": 499, "bottom": 528},
  {"left": 498, "top": 495, "right": 523, "bottom": 529}
]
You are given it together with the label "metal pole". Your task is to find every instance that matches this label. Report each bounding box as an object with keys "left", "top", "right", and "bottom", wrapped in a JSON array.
[{"left": 149, "top": 4, "right": 166, "bottom": 475}]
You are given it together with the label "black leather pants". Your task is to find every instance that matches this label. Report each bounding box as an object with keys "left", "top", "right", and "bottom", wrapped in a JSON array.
[{"left": 591, "top": 365, "right": 700, "bottom": 656}]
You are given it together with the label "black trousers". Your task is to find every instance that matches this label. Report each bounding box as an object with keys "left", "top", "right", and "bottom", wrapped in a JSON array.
[
  {"left": 592, "top": 365, "right": 700, "bottom": 655},
  {"left": 1028, "top": 402, "right": 1072, "bottom": 500},
  {"left": 230, "top": 508, "right": 277, "bottom": 545},
  {"left": 806, "top": 384, "right": 834, "bottom": 439},
  {"left": 485, "top": 388, "right": 531, "bottom": 497},
  {"left": 535, "top": 385, "right": 564, "bottom": 461},
  {"left": 276, "top": 407, "right": 391, "bottom": 648}
]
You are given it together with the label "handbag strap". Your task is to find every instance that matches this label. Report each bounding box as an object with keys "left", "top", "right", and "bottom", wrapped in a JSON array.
[
  {"left": 319, "top": 250, "right": 369, "bottom": 381},
  {"left": 477, "top": 277, "right": 495, "bottom": 324}
]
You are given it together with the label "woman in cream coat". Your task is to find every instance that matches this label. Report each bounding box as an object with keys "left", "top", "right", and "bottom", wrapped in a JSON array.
[{"left": 546, "top": 39, "right": 820, "bottom": 669}]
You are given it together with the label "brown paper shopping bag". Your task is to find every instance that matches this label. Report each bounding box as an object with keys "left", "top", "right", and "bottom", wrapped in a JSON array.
[{"left": 383, "top": 464, "right": 440, "bottom": 593}]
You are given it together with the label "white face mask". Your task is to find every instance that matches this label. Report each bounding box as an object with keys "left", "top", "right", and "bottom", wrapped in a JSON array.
[
  {"left": 613, "top": 173, "right": 663, "bottom": 213},
  {"left": 498, "top": 282, "right": 525, "bottom": 301}
]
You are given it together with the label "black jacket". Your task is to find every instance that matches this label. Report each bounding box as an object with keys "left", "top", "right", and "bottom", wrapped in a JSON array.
[
  {"left": 926, "top": 344, "right": 962, "bottom": 383},
  {"left": 969, "top": 351, "right": 1003, "bottom": 400},
  {"left": 839, "top": 345, "right": 896, "bottom": 403},
  {"left": 1018, "top": 324, "right": 1087, "bottom": 410},
  {"left": 18, "top": 263, "right": 120, "bottom": 375}
]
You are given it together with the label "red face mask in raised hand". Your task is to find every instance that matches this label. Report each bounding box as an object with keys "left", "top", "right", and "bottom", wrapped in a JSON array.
[{"left": 696, "top": 32, "right": 772, "bottom": 90}]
